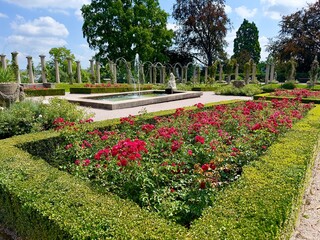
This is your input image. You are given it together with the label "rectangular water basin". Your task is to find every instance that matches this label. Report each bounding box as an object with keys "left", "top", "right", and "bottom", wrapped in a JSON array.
[{"left": 68, "top": 90, "right": 203, "bottom": 110}]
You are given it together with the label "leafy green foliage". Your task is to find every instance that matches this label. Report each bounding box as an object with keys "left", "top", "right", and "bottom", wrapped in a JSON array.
[
  {"left": 172, "top": 0, "right": 230, "bottom": 66},
  {"left": 0, "top": 98, "right": 91, "bottom": 139},
  {"left": 233, "top": 19, "right": 261, "bottom": 67},
  {"left": 0, "top": 67, "right": 16, "bottom": 83},
  {"left": 267, "top": 1, "right": 320, "bottom": 73},
  {"left": 81, "top": 0, "right": 173, "bottom": 65},
  {"left": 216, "top": 84, "right": 262, "bottom": 96},
  {"left": 0, "top": 102, "right": 319, "bottom": 239}
]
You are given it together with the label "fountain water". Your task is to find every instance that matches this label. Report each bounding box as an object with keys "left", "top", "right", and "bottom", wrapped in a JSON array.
[{"left": 133, "top": 53, "right": 141, "bottom": 95}]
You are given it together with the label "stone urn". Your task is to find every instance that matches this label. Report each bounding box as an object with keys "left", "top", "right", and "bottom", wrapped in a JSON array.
[{"left": 0, "top": 83, "right": 20, "bottom": 107}]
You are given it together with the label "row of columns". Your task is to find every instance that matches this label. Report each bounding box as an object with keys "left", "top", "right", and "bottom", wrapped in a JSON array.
[
  {"left": 0, "top": 52, "right": 276, "bottom": 85},
  {"left": 0, "top": 52, "right": 101, "bottom": 84}
]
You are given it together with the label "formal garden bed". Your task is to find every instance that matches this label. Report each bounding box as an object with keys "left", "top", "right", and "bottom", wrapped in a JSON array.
[
  {"left": 254, "top": 89, "right": 320, "bottom": 104},
  {"left": 0, "top": 98, "right": 320, "bottom": 239},
  {"left": 24, "top": 88, "right": 65, "bottom": 97}
]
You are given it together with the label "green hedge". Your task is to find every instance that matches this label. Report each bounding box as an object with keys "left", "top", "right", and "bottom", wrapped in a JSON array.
[
  {"left": 70, "top": 86, "right": 153, "bottom": 94},
  {"left": 254, "top": 93, "right": 320, "bottom": 104},
  {"left": 0, "top": 102, "right": 319, "bottom": 239},
  {"left": 25, "top": 88, "right": 65, "bottom": 96}
]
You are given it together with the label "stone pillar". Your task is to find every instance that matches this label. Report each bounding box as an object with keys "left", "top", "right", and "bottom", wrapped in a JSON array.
[
  {"left": 183, "top": 66, "right": 188, "bottom": 83},
  {"left": 113, "top": 63, "right": 117, "bottom": 83},
  {"left": 67, "top": 57, "right": 73, "bottom": 84},
  {"left": 89, "top": 59, "right": 95, "bottom": 83},
  {"left": 265, "top": 64, "right": 270, "bottom": 84},
  {"left": 11, "top": 52, "right": 20, "bottom": 83},
  {"left": 0, "top": 54, "right": 7, "bottom": 69},
  {"left": 270, "top": 63, "right": 275, "bottom": 82},
  {"left": 54, "top": 59, "right": 60, "bottom": 83},
  {"left": 26, "top": 56, "right": 34, "bottom": 83},
  {"left": 204, "top": 67, "right": 208, "bottom": 84},
  {"left": 235, "top": 64, "right": 239, "bottom": 81},
  {"left": 219, "top": 64, "right": 223, "bottom": 82},
  {"left": 162, "top": 66, "right": 166, "bottom": 84},
  {"left": 96, "top": 61, "right": 101, "bottom": 83},
  {"left": 152, "top": 65, "right": 157, "bottom": 84},
  {"left": 39, "top": 55, "right": 47, "bottom": 83},
  {"left": 76, "top": 61, "right": 82, "bottom": 83},
  {"left": 252, "top": 63, "right": 257, "bottom": 82}
]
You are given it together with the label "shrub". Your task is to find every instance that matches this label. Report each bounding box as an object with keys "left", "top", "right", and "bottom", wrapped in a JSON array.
[
  {"left": 24, "top": 88, "right": 65, "bottom": 97},
  {"left": 261, "top": 83, "right": 281, "bottom": 93},
  {"left": 281, "top": 81, "right": 296, "bottom": 89},
  {"left": 0, "top": 101, "right": 319, "bottom": 239},
  {"left": 0, "top": 98, "right": 92, "bottom": 139},
  {"left": 216, "top": 84, "right": 262, "bottom": 96}
]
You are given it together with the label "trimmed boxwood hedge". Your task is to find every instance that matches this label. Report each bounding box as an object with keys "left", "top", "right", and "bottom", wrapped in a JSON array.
[
  {"left": 0, "top": 102, "right": 320, "bottom": 239},
  {"left": 254, "top": 93, "right": 320, "bottom": 104},
  {"left": 25, "top": 88, "right": 65, "bottom": 97}
]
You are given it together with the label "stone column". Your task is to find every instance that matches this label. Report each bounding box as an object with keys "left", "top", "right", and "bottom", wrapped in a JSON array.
[
  {"left": 11, "top": 52, "right": 20, "bottom": 83},
  {"left": 54, "top": 59, "right": 60, "bottom": 83},
  {"left": 219, "top": 64, "right": 223, "bottom": 82},
  {"left": 235, "top": 64, "right": 239, "bottom": 81},
  {"left": 270, "top": 63, "right": 275, "bottom": 82},
  {"left": 152, "top": 65, "right": 157, "bottom": 84},
  {"left": 96, "top": 61, "right": 101, "bottom": 83},
  {"left": 67, "top": 57, "right": 73, "bottom": 84},
  {"left": 0, "top": 54, "right": 7, "bottom": 69},
  {"left": 162, "top": 66, "right": 166, "bottom": 84},
  {"left": 204, "top": 67, "right": 208, "bottom": 84},
  {"left": 183, "top": 66, "right": 188, "bottom": 83},
  {"left": 252, "top": 63, "right": 257, "bottom": 82},
  {"left": 265, "top": 64, "right": 270, "bottom": 84},
  {"left": 39, "top": 55, "right": 47, "bottom": 83},
  {"left": 89, "top": 59, "right": 95, "bottom": 83},
  {"left": 113, "top": 63, "right": 117, "bottom": 83},
  {"left": 76, "top": 61, "right": 82, "bottom": 83},
  {"left": 26, "top": 56, "right": 34, "bottom": 83}
]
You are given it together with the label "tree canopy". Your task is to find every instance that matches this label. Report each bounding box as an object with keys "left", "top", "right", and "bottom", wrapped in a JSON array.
[
  {"left": 232, "top": 19, "right": 261, "bottom": 67},
  {"left": 81, "top": 0, "right": 174, "bottom": 65},
  {"left": 172, "top": 0, "right": 230, "bottom": 66},
  {"left": 267, "top": 1, "right": 320, "bottom": 72}
]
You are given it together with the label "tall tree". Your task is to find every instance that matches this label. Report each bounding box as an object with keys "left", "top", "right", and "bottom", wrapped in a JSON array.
[
  {"left": 267, "top": 1, "right": 320, "bottom": 72},
  {"left": 172, "top": 0, "right": 230, "bottom": 66},
  {"left": 81, "top": 0, "right": 174, "bottom": 64},
  {"left": 233, "top": 19, "right": 261, "bottom": 67}
]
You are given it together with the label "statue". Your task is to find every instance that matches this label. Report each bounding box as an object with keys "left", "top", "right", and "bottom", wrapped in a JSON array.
[{"left": 168, "top": 72, "right": 177, "bottom": 89}]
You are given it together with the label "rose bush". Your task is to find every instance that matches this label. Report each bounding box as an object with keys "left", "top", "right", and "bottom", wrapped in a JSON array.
[
  {"left": 53, "top": 99, "right": 313, "bottom": 226},
  {"left": 273, "top": 89, "right": 320, "bottom": 99}
]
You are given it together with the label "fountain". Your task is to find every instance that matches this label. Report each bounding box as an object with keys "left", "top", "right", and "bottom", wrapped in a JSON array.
[
  {"left": 67, "top": 56, "right": 202, "bottom": 110},
  {"left": 134, "top": 53, "right": 141, "bottom": 94}
]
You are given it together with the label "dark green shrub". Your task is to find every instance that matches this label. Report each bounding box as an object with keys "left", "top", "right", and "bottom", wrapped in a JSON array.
[
  {"left": 281, "top": 81, "right": 296, "bottom": 89},
  {"left": 25, "top": 89, "right": 65, "bottom": 97},
  {"left": 261, "top": 84, "right": 281, "bottom": 93}
]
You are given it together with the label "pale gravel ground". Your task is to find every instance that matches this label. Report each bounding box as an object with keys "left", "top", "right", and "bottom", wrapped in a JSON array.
[{"left": 291, "top": 151, "right": 320, "bottom": 240}]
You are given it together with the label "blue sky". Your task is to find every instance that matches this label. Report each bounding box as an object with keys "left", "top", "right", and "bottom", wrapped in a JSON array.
[{"left": 0, "top": 0, "right": 317, "bottom": 68}]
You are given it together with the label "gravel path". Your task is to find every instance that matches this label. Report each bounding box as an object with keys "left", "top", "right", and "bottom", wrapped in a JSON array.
[{"left": 291, "top": 151, "right": 320, "bottom": 239}]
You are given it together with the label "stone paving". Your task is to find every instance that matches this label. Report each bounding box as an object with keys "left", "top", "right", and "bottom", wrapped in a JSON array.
[{"left": 62, "top": 91, "right": 252, "bottom": 121}]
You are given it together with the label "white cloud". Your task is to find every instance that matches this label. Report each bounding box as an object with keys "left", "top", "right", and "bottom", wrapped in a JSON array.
[
  {"left": 259, "top": 36, "right": 269, "bottom": 60},
  {"left": 0, "top": 13, "right": 8, "bottom": 18},
  {"left": 234, "top": 6, "right": 257, "bottom": 19},
  {"left": 167, "top": 23, "right": 179, "bottom": 31},
  {"left": 3, "top": 15, "right": 70, "bottom": 68},
  {"left": 11, "top": 16, "right": 69, "bottom": 37},
  {"left": 261, "top": 0, "right": 318, "bottom": 20},
  {"left": 225, "top": 5, "right": 232, "bottom": 14},
  {"left": 3, "top": 0, "right": 90, "bottom": 9}
]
